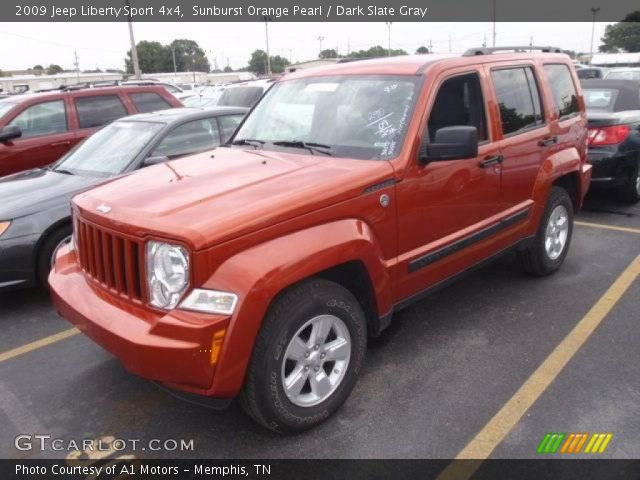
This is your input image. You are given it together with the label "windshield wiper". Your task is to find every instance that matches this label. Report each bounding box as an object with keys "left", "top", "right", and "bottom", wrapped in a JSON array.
[
  {"left": 272, "top": 140, "right": 332, "bottom": 156},
  {"left": 231, "top": 138, "right": 265, "bottom": 149},
  {"left": 53, "top": 168, "right": 75, "bottom": 175}
]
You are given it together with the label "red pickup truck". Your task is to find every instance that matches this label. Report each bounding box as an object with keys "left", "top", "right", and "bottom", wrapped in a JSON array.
[
  {"left": 0, "top": 86, "right": 182, "bottom": 177},
  {"left": 50, "top": 48, "right": 591, "bottom": 433}
]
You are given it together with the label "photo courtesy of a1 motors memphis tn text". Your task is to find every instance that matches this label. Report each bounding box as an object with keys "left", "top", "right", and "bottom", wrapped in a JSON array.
[{"left": 0, "top": 3, "right": 639, "bottom": 477}]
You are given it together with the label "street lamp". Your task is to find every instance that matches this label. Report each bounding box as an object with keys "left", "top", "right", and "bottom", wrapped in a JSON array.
[
  {"left": 385, "top": 22, "right": 392, "bottom": 56},
  {"left": 263, "top": 17, "right": 272, "bottom": 76},
  {"left": 492, "top": 0, "right": 497, "bottom": 47},
  {"left": 125, "top": 0, "right": 141, "bottom": 79},
  {"left": 590, "top": 7, "right": 601, "bottom": 63}
]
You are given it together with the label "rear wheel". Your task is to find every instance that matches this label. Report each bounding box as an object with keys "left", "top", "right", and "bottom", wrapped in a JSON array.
[
  {"left": 37, "top": 226, "right": 72, "bottom": 288},
  {"left": 240, "top": 278, "right": 367, "bottom": 433},
  {"left": 518, "top": 186, "right": 573, "bottom": 277},
  {"left": 616, "top": 162, "right": 640, "bottom": 204}
]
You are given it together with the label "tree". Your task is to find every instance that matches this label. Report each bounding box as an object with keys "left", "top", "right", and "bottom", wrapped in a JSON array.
[
  {"left": 350, "top": 45, "right": 408, "bottom": 59},
  {"left": 247, "top": 50, "right": 290, "bottom": 75},
  {"left": 125, "top": 40, "right": 171, "bottom": 73},
  {"left": 46, "top": 64, "right": 63, "bottom": 75},
  {"left": 600, "top": 11, "right": 640, "bottom": 52},
  {"left": 415, "top": 46, "right": 430, "bottom": 54},
  {"left": 223, "top": 65, "right": 233, "bottom": 73},
  {"left": 169, "top": 39, "right": 210, "bottom": 72},
  {"left": 319, "top": 48, "right": 338, "bottom": 59}
]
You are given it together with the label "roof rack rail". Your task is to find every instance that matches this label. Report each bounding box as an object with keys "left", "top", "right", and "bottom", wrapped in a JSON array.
[{"left": 463, "top": 46, "right": 564, "bottom": 57}]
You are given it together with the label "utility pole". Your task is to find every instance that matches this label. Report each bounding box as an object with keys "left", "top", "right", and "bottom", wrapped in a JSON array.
[
  {"left": 529, "top": 34, "right": 533, "bottom": 51},
  {"left": 73, "top": 50, "right": 79, "bottom": 82},
  {"left": 317, "top": 35, "right": 325, "bottom": 57},
  {"left": 171, "top": 46, "right": 177, "bottom": 73},
  {"left": 429, "top": 39, "right": 433, "bottom": 52},
  {"left": 385, "top": 22, "right": 392, "bottom": 56},
  {"left": 590, "top": 7, "right": 600, "bottom": 63},
  {"left": 263, "top": 18, "right": 271, "bottom": 76},
  {"left": 492, "top": 0, "right": 497, "bottom": 47},
  {"left": 448, "top": 35, "right": 452, "bottom": 53},
  {"left": 125, "top": 0, "right": 141, "bottom": 79}
]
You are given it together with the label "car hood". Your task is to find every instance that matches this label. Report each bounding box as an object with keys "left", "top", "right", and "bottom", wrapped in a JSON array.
[
  {"left": 0, "top": 168, "right": 104, "bottom": 220},
  {"left": 74, "top": 147, "right": 395, "bottom": 251}
]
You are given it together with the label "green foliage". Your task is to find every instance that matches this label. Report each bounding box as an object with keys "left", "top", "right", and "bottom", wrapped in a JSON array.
[
  {"left": 600, "top": 12, "right": 640, "bottom": 52},
  {"left": 319, "top": 49, "right": 338, "bottom": 59},
  {"left": 247, "top": 50, "right": 290, "bottom": 75},
  {"left": 125, "top": 39, "right": 210, "bottom": 74},
  {"left": 349, "top": 45, "right": 408, "bottom": 59},
  {"left": 46, "top": 64, "right": 63, "bottom": 75},
  {"left": 415, "top": 46, "right": 430, "bottom": 54},
  {"left": 223, "top": 65, "right": 233, "bottom": 73}
]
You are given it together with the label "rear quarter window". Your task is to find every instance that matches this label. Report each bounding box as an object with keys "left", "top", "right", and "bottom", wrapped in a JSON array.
[
  {"left": 491, "top": 67, "right": 544, "bottom": 136},
  {"left": 75, "top": 95, "right": 128, "bottom": 129},
  {"left": 129, "top": 92, "right": 173, "bottom": 113},
  {"left": 543, "top": 64, "right": 580, "bottom": 120}
]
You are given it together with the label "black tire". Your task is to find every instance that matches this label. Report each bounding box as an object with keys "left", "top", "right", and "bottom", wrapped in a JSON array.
[
  {"left": 240, "top": 278, "right": 367, "bottom": 433},
  {"left": 37, "top": 225, "right": 72, "bottom": 288},
  {"left": 615, "top": 162, "right": 640, "bottom": 204},
  {"left": 518, "top": 186, "right": 574, "bottom": 277}
]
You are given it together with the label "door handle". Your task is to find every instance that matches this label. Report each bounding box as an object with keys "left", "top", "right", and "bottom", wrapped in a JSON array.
[
  {"left": 538, "top": 136, "right": 558, "bottom": 147},
  {"left": 50, "top": 141, "right": 71, "bottom": 147},
  {"left": 479, "top": 155, "right": 503, "bottom": 168}
]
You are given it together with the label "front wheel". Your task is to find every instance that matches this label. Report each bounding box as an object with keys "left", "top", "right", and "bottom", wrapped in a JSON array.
[
  {"left": 37, "top": 226, "right": 72, "bottom": 288},
  {"left": 240, "top": 278, "right": 367, "bottom": 433},
  {"left": 518, "top": 186, "right": 574, "bottom": 277},
  {"left": 616, "top": 163, "right": 640, "bottom": 204}
]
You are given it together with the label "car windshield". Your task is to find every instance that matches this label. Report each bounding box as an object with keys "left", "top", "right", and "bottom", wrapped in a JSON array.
[
  {"left": 217, "top": 86, "right": 265, "bottom": 108},
  {"left": 233, "top": 75, "right": 420, "bottom": 160},
  {"left": 54, "top": 121, "right": 163, "bottom": 177},
  {"left": 606, "top": 71, "right": 640, "bottom": 81},
  {"left": 0, "top": 100, "right": 18, "bottom": 118},
  {"left": 583, "top": 88, "right": 620, "bottom": 112}
]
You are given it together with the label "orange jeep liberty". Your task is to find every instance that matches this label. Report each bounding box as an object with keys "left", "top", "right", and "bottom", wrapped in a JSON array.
[{"left": 50, "top": 47, "right": 591, "bottom": 433}]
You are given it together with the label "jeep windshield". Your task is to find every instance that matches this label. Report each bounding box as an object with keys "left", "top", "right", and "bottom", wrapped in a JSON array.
[
  {"left": 232, "top": 75, "right": 420, "bottom": 160},
  {"left": 52, "top": 120, "right": 164, "bottom": 177}
]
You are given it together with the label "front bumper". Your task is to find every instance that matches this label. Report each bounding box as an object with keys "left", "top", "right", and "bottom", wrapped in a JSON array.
[
  {"left": 0, "top": 233, "right": 39, "bottom": 290},
  {"left": 49, "top": 248, "right": 231, "bottom": 396}
]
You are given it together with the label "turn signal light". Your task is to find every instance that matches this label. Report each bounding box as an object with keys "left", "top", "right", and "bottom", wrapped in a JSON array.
[
  {"left": 0, "top": 221, "right": 10, "bottom": 237},
  {"left": 587, "top": 125, "right": 630, "bottom": 146},
  {"left": 210, "top": 330, "right": 226, "bottom": 366}
]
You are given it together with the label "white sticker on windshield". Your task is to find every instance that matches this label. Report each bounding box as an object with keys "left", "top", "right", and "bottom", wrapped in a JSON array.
[{"left": 304, "top": 83, "right": 339, "bottom": 92}]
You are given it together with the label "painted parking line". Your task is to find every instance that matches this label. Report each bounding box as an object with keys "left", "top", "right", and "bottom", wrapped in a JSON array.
[
  {"left": 575, "top": 221, "right": 640, "bottom": 235},
  {"left": 0, "top": 328, "right": 79, "bottom": 364},
  {"left": 437, "top": 254, "right": 640, "bottom": 480}
]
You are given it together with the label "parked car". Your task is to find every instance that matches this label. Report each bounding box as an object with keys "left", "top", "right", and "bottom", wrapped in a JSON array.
[
  {"left": 0, "top": 86, "right": 183, "bottom": 178},
  {"left": 216, "top": 79, "right": 273, "bottom": 108},
  {"left": 577, "top": 66, "right": 609, "bottom": 80},
  {"left": 604, "top": 68, "right": 640, "bottom": 82},
  {"left": 0, "top": 107, "right": 246, "bottom": 290},
  {"left": 120, "top": 80, "right": 189, "bottom": 99},
  {"left": 582, "top": 79, "right": 640, "bottom": 203},
  {"left": 50, "top": 48, "right": 590, "bottom": 433}
]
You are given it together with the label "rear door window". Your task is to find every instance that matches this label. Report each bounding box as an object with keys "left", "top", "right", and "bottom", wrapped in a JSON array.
[
  {"left": 75, "top": 95, "right": 128, "bottom": 129},
  {"left": 151, "top": 119, "right": 221, "bottom": 158},
  {"left": 491, "top": 67, "right": 544, "bottom": 136},
  {"left": 8, "top": 100, "right": 67, "bottom": 138},
  {"left": 543, "top": 64, "right": 580, "bottom": 119},
  {"left": 129, "top": 92, "right": 173, "bottom": 113}
]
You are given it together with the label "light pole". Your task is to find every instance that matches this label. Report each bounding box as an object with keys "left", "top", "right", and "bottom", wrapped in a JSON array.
[
  {"left": 125, "top": 0, "right": 141, "bottom": 79},
  {"left": 317, "top": 35, "right": 325, "bottom": 57},
  {"left": 590, "top": 7, "right": 600, "bottom": 63},
  {"left": 263, "top": 18, "right": 271, "bottom": 76},
  {"left": 492, "top": 0, "right": 497, "bottom": 47},
  {"left": 385, "top": 22, "right": 392, "bottom": 56}
]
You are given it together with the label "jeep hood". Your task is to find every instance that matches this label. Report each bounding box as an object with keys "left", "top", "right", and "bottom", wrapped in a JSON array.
[{"left": 73, "top": 147, "right": 395, "bottom": 250}]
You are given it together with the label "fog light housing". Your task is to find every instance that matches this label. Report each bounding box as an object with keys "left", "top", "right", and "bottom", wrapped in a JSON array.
[{"left": 180, "top": 289, "right": 238, "bottom": 315}]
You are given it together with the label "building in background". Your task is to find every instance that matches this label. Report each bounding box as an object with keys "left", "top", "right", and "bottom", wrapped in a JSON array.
[{"left": 590, "top": 52, "right": 640, "bottom": 67}]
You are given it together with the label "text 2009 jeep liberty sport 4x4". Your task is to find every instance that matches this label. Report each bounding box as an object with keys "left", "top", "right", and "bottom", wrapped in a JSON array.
[{"left": 51, "top": 47, "right": 591, "bottom": 433}]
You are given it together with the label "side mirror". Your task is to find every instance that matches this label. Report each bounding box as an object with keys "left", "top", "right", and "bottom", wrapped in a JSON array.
[
  {"left": 143, "top": 154, "right": 169, "bottom": 167},
  {"left": 0, "top": 125, "right": 22, "bottom": 143},
  {"left": 420, "top": 126, "right": 478, "bottom": 163}
]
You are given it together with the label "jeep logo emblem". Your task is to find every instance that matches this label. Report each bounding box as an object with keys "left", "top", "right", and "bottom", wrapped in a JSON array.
[{"left": 96, "top": 204, "right": 111, "bottom": 214}]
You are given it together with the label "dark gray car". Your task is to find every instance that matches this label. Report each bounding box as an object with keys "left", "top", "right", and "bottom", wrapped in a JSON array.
[{"left": 0, "top": 106, "right": 247, "bottom": 290}]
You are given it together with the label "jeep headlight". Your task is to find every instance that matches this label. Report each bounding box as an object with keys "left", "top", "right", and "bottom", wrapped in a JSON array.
[{"left": 146, "top": 241, "right": 190, "bottom": 309}]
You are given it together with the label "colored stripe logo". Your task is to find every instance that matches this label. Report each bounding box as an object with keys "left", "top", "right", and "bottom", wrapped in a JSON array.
[{"left": 537, "top": 433, "right": 613, "bottom": 454}]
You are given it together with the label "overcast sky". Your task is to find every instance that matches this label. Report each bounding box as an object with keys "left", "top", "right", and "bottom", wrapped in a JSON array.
[{"left": 0, "top": 22, "right": 612, "bottom": 72}]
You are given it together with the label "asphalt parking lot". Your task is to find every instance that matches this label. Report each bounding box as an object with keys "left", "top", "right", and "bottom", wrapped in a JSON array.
[{"left": 0, "top": 191, "right": 638, "bottom": 461}]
